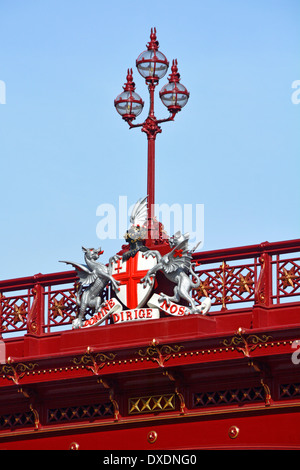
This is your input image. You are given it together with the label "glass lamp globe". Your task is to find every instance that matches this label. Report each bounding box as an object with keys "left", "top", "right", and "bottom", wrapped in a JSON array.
[
  {"left": 136, "top": 28, "right": 169, "bottom": 82},
  {"left": 114, "top": 69, "right": 144, "bottom": 122},
  {"left": 159, "top": 59, "right": 189, "bottom": 113}
]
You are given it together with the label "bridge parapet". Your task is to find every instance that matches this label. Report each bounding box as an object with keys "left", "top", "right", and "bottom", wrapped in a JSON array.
[{"left": 0, "top": 239, "right": 299, "bottom": 338}]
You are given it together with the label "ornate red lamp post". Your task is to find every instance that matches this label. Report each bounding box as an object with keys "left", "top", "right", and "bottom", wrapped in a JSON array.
[{"left": 114, "top": 28, "right": 189, "bottom": 238}]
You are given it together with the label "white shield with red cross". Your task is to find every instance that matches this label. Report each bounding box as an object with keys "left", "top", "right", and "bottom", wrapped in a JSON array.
[{"left": 111, "top": 252, "right": 157, "bottom": 309}]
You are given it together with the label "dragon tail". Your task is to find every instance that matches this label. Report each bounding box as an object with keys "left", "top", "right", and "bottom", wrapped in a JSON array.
[{"left": 189, "top": 265, "right": 201, "bottom": 289}]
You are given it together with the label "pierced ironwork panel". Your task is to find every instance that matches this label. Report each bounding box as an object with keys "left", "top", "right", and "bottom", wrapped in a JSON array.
[
  {"left": 192, "top": 260, "right": 257, "bottom": 311},
  {"left": 47, "top": 402, "right": 114, "bottom": 423},
  {"left": 273, "top": 256, "right": 300, "bottom": 303},
  {"left": 0, "top": 410, "right": 35, "bottom": 429},
  {"left": 0, "top": 291, "right": 31, "bottom": 335},
  {"left": 45, "top": 285, "right": 78, "bottom": 331},
  {"left": 193, "top": 386, "right": 265, "bottom": 408},
  {"left": 280, "top": 383, "right": 300, "bottom": 399}
]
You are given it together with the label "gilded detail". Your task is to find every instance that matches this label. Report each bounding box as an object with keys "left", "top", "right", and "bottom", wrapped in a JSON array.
[
  {"left": 137, "top": 339, "right": 183, "bottom": 367},
  {"left": 221, "top": 328, "right": 273, "bottom": 358},
  {"left": 129, "top": 393, "right": 175, "bottom": 414},
  {"left": 72, "top": 347, "right": 116, "bottom": 375},
  {"left": 0, "top": 358, "right": 38, "bottom": 385}
]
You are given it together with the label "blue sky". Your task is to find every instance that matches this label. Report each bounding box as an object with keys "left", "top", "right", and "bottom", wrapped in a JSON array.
[{"left": 0, "top": 0, "right": 299, "bottom": 279}]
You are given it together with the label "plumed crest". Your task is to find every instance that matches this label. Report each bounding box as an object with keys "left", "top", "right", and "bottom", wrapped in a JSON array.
[{"left": 130, "top": 196, "right": 148, "bottom": 227}]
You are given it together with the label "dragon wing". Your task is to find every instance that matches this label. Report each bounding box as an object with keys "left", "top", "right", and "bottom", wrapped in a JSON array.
[
  {"left": 59, "top": 260, "right": 97, "bottom": 287},
  {"left": 163, "top": 239, "right": 192, "bottom": 273},
  {"left": 130, "top": 196, "right": 148, "bottom": 226}
]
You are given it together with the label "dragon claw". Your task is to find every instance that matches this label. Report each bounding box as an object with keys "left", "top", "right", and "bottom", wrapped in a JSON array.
[
  {"left": 158, "top": 293, "right": 170, "bottom": 305},
  {"left": 72, "top": 318, "right": 83, "bottom": 329},
  {"left": 141, "top": 275, "right": 153, "bottom": 288}
]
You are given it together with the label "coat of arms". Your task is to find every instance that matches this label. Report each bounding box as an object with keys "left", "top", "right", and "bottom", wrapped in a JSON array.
[
  {"left": 60, "top": 197, "right": 211, "bottom": 329},
  {"left": 111, "top": 252, "right": 157, "bottom": 309}
]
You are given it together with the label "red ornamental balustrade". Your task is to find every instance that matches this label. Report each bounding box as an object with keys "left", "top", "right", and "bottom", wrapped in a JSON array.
[{"left": 0, "top": 239, "right": 299, "bottom": 338}]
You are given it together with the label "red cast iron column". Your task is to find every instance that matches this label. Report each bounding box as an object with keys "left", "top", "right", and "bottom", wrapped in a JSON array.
[{"left": 142, "top": 82, "right": 162, "bottom": 234}]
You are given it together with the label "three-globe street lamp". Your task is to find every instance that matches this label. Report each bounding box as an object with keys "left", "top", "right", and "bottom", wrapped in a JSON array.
[{"left": 114, "top": 28, "right": 189, "bottom": 238}]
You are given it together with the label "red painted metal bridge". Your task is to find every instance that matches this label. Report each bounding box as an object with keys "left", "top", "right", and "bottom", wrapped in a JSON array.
[{"left": 0, "top": 238, "right": 299, "bottom": 449}]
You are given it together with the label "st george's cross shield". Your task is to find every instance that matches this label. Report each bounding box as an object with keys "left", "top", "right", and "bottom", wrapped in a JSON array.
[{"left": 111, "top": 251, "right": 157, "bottom": 309}]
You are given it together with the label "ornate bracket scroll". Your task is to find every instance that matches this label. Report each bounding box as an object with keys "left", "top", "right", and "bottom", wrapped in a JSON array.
[
  {"left": 0, "top": 357, "right": 38, "bottom": 385},
  {"left": 137, "top": 339, "right": 184, "bottom": 368},
  {"left": 163, "top": 370, "right": 187, "bottom": 415},
  {"left": 72, "top": 347, "right": 116, "bottom": 375},
  {"left": 98, "top": 378, "right": 120, "bottom": 421},
  {"left": 18, "top": 387, "right": 40, "bottom": 429},
  {"left": 72, "top": 348, "right": 119, "bottom": 420},
  {"left": 136, "top": 340, "right": 186, "bottom": 414},
  {"left": 222, "top": 329, "right": 273, "bottom": 406},
  {"left": 221, "top": 328, "right": 272, "bottom": 358},
  {"left": 248, "top": 360, "right": 272, "bottom": 406}
]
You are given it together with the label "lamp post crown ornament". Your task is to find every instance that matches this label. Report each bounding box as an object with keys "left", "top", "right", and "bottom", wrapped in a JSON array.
[
  {"left": 169, "top": 59, "right": 180, "bottom": 82},
  {"left": 123, "top": 68, "right": 135, "bottom": 92},
  {"left": 147, "top": 27, "right": 159, "bottom": 51},
  {"left": 61, "top": 29, "right": 211, "bottom": 329}
]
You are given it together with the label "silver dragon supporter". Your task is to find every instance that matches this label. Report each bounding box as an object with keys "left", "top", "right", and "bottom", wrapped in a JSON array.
[
  {"left": 60, "top": 247, "right": 120, "bottom": 328},
  {"left": 141, "top": 232, "right": 209, "bottom": 314}
]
